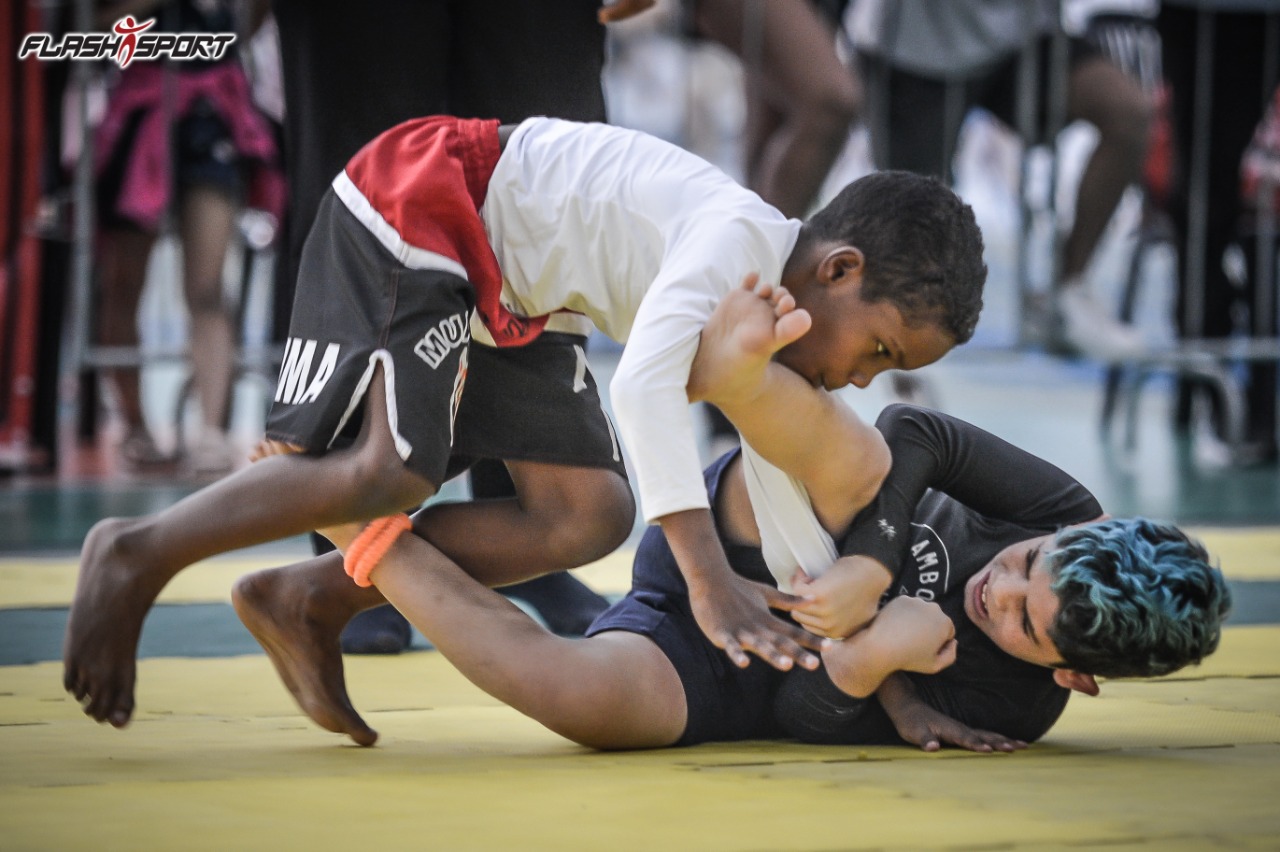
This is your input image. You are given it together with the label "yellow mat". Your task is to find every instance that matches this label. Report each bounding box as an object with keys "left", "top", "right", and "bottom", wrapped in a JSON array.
[
  {"left": 2, "top": 532, "right": 1278, "bottom": 850},
  {"left": 0, "top": 525, "right": 1272, "bottom": 609},
  {"left": 0, "top": 621, "right": 1274, "bottom": 844},
  {"left": 0, "top": 549, "right": 635, "bottom": 609},
  {"left": 1, "top": 626, "right": 1278, "bottom": 851}
]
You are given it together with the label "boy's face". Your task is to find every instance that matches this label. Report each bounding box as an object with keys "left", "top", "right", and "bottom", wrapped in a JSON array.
[
  {"left": 775, "top": 293, "right": 954, "bottom": 391},
  {"left": 963, "top": 533, "right": 1068, "bottom": 668}
]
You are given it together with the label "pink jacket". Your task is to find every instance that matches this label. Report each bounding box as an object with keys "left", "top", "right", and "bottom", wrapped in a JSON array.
[{"left": 94, "top": 61, "right": 284, "bottom": 230}]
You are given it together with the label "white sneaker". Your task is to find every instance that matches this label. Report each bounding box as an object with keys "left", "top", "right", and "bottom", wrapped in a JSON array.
[
  {"left": 118, "top": 428, "right": 171, "bottom": 469},
  {"left": 186, "top": 428, "right": 236, "bottom": 477},
  {"left": 1056, "top": 287, "right": 1146, "bottom": 361}
]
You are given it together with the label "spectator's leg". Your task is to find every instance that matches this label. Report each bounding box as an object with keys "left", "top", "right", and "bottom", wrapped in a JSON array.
[
  {"left": 178, "top": 185, "right": 239, "bottom": 474},
  {"left": 1062, "top": 55, "right": 1153, "bottom": 284},
  {"left": 1051, "top": 54, "right": 1152, "bottom": 360},
  {"left": 97, "top": 226, "right": 164, "bottom": 466},
  {"left": 694, "top": 0, "right": 861, "bottom": 218}
]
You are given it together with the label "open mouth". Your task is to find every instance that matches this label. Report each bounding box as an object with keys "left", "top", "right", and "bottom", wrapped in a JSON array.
[{"left": 972, "top": 569, "right": 990, "bottom": 620}]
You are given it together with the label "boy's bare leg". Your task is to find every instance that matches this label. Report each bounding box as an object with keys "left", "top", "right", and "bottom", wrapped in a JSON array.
[
  {"left": 411, "top": 460, "right": 633, "bottom": 587},
  {"left": 236, "top": 444, "right": 635, "bottom": 743},
  {"left": 255, "top": 420, "right": 634, "bottom": 590},
  {"left": 64, "top": 366, "right": 435, "bottom": 728},
  {"left": 234, "top": 532, "right": 685, "bottom": 749},
  {"left": 688, "top": 277, "right": 890, "bottom": 533},
  {"left": 368, "top": 530, "right": 685, "bottom": 749}
]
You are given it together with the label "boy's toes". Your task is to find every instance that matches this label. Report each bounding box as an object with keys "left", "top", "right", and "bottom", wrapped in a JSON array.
[{"left": 774, "top": 309, "right": 812, "bottom": 349}]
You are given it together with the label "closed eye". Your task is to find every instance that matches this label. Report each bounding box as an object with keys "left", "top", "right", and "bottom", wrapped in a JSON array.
[{"left": 1022, "top": 547, "right": 1041, "bottom": 645}]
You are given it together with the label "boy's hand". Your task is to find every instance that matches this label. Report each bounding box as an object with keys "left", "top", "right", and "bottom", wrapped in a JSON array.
[
  {"left": 688, "top": 574, "right": 827, "bottom": 671},
  {"left": 790, "top": 555, "right": 892, "bottom": 639},
  {"left": 895, "top": 707, "right": 1028, "bottom": 754},
  {"left": 870, "top": 596, "right": 958, "bottom": 675},
  {"left": 821, "top": 598, "right": 955, "bottom": 698},
  {"left": 878, "top": 674, "right": 1026, "bottom": 753},
  {"left": 663, "top": 508, "right": 826, "bottom": 671}
]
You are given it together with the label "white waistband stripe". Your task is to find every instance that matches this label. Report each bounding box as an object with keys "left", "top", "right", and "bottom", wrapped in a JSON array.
[{"left": 332, "top": 171, "right": 470, "bottom": 280}]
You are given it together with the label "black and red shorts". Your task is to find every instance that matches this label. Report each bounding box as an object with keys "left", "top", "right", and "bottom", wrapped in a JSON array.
[{"left": 266, "top": 181, "right": 625, "bottom": 486}]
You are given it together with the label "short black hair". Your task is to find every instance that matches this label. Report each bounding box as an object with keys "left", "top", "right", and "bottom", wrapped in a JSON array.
[{"left": 802, "top": 171, "right": 986, "bottom": 343}]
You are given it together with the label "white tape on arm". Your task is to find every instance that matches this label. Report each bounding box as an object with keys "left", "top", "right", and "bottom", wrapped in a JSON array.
[{"left": 739, "top": 441, "right": 838, "bottom": 592}]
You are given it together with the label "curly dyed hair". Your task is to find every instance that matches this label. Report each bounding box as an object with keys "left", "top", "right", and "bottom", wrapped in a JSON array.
[
  {"left": 801, "top": 171, "right": 987, "bottom": 343},
  {"left": 1046, "top": 519, "right": 1231, "bottom": 679}
]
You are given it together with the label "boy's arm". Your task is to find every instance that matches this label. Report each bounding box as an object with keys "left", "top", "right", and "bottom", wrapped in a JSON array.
[
  {"left": 682, "top": 277, "right": 893, "bottom": 646},
  {"left": 841, "top": 404, "right": 1103, "bottom": 583},
  {"left": 821, "top": 595, "right": 958, "bottom": 698},
  {"left": 661, "top": 509, "right": 822, "bottom": 669},
  {"left": 611, "top": 275, "right": 827, "bottom": 670},
  {"left": 893, "top": 671, "right": 1073, "bottom": 746}
]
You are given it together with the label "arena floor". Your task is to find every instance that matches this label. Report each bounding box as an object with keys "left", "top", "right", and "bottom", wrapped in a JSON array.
[{"left": 0, "top": 534, "right": 1278, "bottom": 851}]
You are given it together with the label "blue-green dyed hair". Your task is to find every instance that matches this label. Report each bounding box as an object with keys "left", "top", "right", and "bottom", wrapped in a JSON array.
[{"left": 1045, "top": 518, "right": 1230, "bottom": 679}]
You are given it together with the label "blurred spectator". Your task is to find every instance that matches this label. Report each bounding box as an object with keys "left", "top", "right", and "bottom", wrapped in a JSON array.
[
  {"left": 849, "top": 0, "right": 1153, "bottom": 360},
  {"left": 679, "top": 0, "right": 862, "bottom": 450},
  {"left": 685, "top": 0, "right": 862, "bottom": 219},
  {"left": 93, "top": 0, "right": 282, "bottom": 475},
  {"left": 1157, "top": 0, "right": 1278, "bottom": 463}
]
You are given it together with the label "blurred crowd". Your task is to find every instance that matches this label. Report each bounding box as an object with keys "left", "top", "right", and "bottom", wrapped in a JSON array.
[{"left": 3, "top": 0, "right": 1277, "bottom": 481}]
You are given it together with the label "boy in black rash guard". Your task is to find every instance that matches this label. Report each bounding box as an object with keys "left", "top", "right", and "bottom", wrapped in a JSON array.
[
  {"left": 774, "top": 403, "right": 1230, "bottom": 748},
  {"left": 233, "top": 282, "right": 1228, "bottom": 750}
]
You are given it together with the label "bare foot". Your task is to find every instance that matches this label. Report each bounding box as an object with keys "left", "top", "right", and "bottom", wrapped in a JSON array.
[
  {"left": 232, "top": 566, "right": 379, "bottom": 746},
  {"left": 688, "top": 274, "right": 812, "bottom": 405},
  {"left": 63, "top": 518, "right": 182, "bottom": 726}
]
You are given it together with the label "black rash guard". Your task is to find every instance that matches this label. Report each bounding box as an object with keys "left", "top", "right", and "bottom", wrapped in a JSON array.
[{"left": 776, "top": 404, "right": 1103, "bottom": 745}]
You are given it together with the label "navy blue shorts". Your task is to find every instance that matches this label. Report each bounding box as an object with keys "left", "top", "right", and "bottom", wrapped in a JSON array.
[{"left": 586, "top": 451, "right": 788, "bottom": 746}]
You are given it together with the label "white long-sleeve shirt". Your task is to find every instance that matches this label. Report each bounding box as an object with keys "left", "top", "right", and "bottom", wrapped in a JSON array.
[{"left": 480, "top": 118, "right": 802, "bottom": 522}]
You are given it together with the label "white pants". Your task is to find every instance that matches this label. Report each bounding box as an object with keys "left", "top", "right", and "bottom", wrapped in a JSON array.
[{"left": 739, "top": 441, "right": 838, "bottom": 592}]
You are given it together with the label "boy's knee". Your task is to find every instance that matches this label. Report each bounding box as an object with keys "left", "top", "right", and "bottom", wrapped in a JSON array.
[
  {"left": 346, "top": 448, "right": 436, "bottom": 517},
  {"left": 541, "top": 471, "right": 636, "bottom": 566}
]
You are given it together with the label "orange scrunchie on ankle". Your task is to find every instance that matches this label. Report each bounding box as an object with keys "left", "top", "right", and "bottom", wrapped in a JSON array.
[{"left": 343, "top": 514, "right": 413, "bottom": 588}]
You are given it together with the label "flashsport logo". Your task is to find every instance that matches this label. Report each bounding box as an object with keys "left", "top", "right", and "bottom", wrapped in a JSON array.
[{"left": 18, "top": 16, "right": 236, "bottom": 69}]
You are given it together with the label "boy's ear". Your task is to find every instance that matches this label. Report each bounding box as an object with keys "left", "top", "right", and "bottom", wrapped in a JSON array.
[
  {"left": 820, "top": 246, "right": 864, "bottom": 287},
  {"left": 1053, "top": 669, "right": 1100, "bottom": 697}
]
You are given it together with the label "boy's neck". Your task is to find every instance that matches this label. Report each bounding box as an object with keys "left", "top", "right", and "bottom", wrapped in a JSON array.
[{"left": 779, "top": 232, "right": 818, "bottom": 292}]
